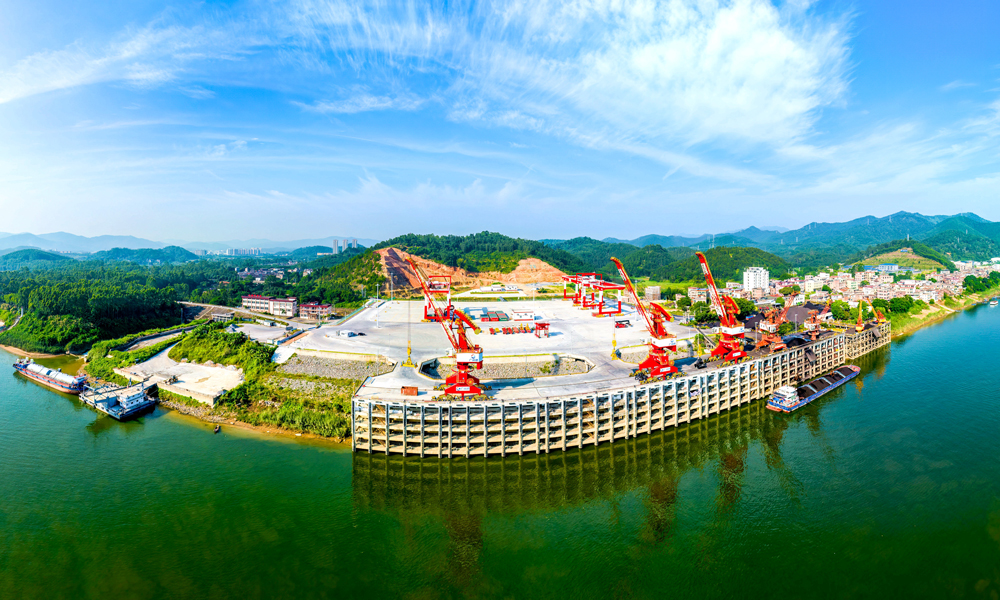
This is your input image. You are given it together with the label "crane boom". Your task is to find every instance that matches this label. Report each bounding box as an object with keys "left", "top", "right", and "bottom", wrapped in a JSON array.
[
  {"left": 610, "top": 257, "right": 677, "bottom": 379},
  {"left": 694, "top": 252, "right": 747, "bottom": 362},
  {"left": 406, "top": 258, "right": 483, "bottom": 397}
]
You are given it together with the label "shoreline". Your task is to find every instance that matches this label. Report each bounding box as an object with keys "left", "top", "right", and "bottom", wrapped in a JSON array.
[
  {"left": 0, "top": 343, "right": 71, "bottom": 359},
  {"left": 157, "top": 398, "right": 350, "bottom": 447}
]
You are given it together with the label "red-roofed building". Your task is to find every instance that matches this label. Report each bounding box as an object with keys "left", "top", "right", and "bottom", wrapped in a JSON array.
[{"left": 299, "top": 302, "right": 333, "bottom": 319}]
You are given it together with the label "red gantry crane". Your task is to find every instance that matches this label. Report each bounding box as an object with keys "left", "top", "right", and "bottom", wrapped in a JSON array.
[
  {"left": 695, "top": 252, "right": 747, "bottom": 362},
  {"left": 756, "top": 295, "right": 792, "bottom": 352},
  {"left": 804, "top": 301, "right": 831, "bottom": 340},
  {"left": 610, "top": 257, "right": 678, "bottom": 380},
  {"left": 407, "top": 258, "right": 484, "bottom": 398}
]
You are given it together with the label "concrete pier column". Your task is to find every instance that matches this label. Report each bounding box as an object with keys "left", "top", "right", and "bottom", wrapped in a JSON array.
[
  {"left": 518, "top": 404, "right": 524, "bottom": 456},
  {"left": 401, "top": 404, "right": 407, "bottom": 457}
]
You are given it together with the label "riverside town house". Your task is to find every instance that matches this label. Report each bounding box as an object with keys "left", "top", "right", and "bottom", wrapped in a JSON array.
[{"left": 241, "top": 294, "right": 298, "bottom": 317}]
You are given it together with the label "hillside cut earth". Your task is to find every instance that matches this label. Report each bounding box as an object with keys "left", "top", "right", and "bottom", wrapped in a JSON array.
[{"left": 377, "top": 248, "right": 567, "bottom": 290}]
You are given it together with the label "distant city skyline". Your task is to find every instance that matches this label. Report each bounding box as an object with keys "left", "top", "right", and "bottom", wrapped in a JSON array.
[{"left": 1, "top": 1, "right": 999, "bottom": 241}]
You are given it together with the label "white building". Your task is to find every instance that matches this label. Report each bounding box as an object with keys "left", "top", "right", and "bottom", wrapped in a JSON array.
[
  {"left": 241, "top": 295, "right": 298, "bottom": 317},
  {"left": 743, "top": 267, "right": 770, "bottom": 292}
]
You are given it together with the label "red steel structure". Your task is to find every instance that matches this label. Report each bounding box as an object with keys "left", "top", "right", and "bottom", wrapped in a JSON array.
[
  {"left": 610, "top": 257, "right": 678, "bottom": 379},
  {"left": 804, "top": 301, "right": 831, "bottom": 340},
  {"left": 695, "top": 252, "right": 747, "bottom": 362},
  {"left": 756, "top": 295, "right": 792, "bottom": 352},
  {"left": 407, "top": 259, "right": 484, "bottom": 397},
  {"left": 420, "top": 273, "right": 453, "bottom": 322}
]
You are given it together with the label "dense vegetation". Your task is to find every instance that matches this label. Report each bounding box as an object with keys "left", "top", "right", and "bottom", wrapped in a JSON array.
[
  {"left": 374, "top": 232, "right": 586, "bottom": 274},
  {"left": 0, "top": 269, "right": 182, "bottom": 353},
  {"left": 963, "top": 271, "right": 1000, "bottom": 293},
  {"left": 90, "top": 246, "right": 197, "bottom": 264},
  {"left": 658, "top": 247, "right": 790, "bottom": 282}
]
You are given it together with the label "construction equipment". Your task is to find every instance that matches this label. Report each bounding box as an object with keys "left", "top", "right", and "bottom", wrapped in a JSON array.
[
  {"left": 407, "top": 258, "right": 484, "bottom": 398},
  {"left": 610, "top": 257, "right": 678, "bottom": 380},
  {"left": 695, "top": 252, "right": 747, "bottom": 362},
  {"left": 756, "top": 296, "right": 792, "bottom": 352},
  {"left": 804, "top": 301, "right": 831, "bottom": 340}
]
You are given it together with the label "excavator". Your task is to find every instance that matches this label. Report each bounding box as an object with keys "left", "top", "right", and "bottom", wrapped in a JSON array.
[
  {"left": 407, "top": 258, "right": 485, "bottom": 398},
  {"left": 610, "top": 257, "right": 678, "bottom": 381}
]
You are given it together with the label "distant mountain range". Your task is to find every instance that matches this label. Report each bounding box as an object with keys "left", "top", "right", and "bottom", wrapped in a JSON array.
[
  {"left": 592, "top": 212, "right": 1000, "bottom": 265},
  {"left": 3, "top": 211, "right": 997, "bottom": 266},
  {"left": 0, "top": 232, "right": 378, "bottom": 255}
]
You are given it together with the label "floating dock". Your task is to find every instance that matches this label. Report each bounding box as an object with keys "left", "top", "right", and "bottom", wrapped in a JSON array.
[
  {"left": 351, "top": 323, "right": 891, "bottom": 458},
  {"left": 80, "top": 381, "right": 158, "bottom": 421}
]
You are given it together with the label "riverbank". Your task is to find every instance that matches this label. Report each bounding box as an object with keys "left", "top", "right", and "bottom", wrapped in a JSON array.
[
  {"left": 157, "top": 396, "right": 349, "bottom": 446},
  {"left": 0, "top": 343, "right": 72, "bottom": 359},
  {"left": 890, "top": 289, "right": 999, "bottom": 339}
]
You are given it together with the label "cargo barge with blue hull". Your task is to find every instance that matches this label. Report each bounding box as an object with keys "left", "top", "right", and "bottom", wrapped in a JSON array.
[
  {"left": 13, "top": 358, "right": 87, "bottom": 394},
  {"left": 767, "top": 365, "right": 861, "bottom": 413}
]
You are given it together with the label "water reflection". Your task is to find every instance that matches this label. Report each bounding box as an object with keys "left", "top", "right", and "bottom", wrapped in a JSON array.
[{"left": 353, "top": 400, "right": 782, "bottom": 516}]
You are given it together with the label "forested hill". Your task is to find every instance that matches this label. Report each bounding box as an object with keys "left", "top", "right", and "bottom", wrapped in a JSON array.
[
  {"left": 0, "top": 249, "right": 71, "bottom": 269},
  {"left": 659, "top": 247, "right": 791, "bottom": 282},
  {"left": 373, "top": 232, "right": 587, "bottom": 274},
  {"left": 847, "top": 240, "right": 956, "bottom": 272},
  {"left": 90, "top": 246, "right": 197, "bottom": 264},
  {"left": 0, "top": 266, "right": 183, "bottom": 353}
]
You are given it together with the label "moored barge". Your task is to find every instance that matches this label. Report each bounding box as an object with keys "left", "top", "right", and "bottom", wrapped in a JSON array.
[
  {"left": 767, "top": 365, "right": 861, "bottom": 413},
  {"left": 13, "top": 358, "right": 87, "bottom": 394},
  {"left": 80, "top": 382, "right": 158, "bottom": 421}
]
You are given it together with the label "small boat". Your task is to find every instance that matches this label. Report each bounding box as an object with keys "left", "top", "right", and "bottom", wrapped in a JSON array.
[
  {"left": 767, "top": 365, "right": 861, "bottom": 413},
  {"left": 12, "top": 358, "right": 87, "bottom": 394},
  {"left": 990, "top": 298, "right": 998, "bottom": 307},
  {"left": 214, "top": 425, "right": 221, "bottom": 434}
]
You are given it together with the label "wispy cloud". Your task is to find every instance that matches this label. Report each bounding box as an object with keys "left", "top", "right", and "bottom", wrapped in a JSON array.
[
  {"left": 179, "top": 85, "right": 216, "bottom": 99},
  {"left": 941, "top": 80, "right": 976, "bottom": 92},
  {"left": 293, "top": 90, "right": 424, "bottom": 114}
]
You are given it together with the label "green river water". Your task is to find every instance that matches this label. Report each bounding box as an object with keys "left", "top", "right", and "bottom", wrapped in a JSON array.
[{"left": 2, "top": 306, "right": 1000, "bottom": 599}]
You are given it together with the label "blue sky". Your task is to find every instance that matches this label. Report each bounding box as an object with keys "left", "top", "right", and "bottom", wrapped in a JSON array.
[{"left": 1, "top": 0, "right": 998, "bottom": 242}]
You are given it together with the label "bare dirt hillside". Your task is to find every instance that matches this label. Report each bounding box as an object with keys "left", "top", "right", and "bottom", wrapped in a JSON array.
[{"left": 377, "top": 248, "right": 567, "bottom": 290}]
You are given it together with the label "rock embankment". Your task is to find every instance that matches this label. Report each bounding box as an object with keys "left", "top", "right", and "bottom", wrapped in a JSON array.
[
  {"left": 425, "top": 356, "right": 590, "bottom": 380},
  {"left": 278, "top": 354, "right": 395, "bottom": 380}
]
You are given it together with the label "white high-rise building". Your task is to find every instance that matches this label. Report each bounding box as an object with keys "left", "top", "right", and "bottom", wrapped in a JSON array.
[{"left": 743, "top": 267, "right": 770, "bottom": 292}]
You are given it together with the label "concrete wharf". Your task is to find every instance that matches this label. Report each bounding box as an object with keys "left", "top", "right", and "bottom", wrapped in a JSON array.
[{"left": 351, "top": 322, "right": 891, "bottom": 458}]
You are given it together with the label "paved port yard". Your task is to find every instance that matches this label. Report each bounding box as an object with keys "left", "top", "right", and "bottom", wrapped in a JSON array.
[
  {"left": 120, "top": 346, "right": 244, "bottom": 402},
  {"left": 288, "top": 299, "right": 700, "bottom": 402}
]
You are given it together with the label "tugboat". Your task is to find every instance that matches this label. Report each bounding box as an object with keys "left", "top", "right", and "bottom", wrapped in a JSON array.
[
  {"left": 12, "top": 358, "right": 87, "bottom": 394},
  {"left": 767, "top": 365, "right": 861, "bottom": 413}
]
